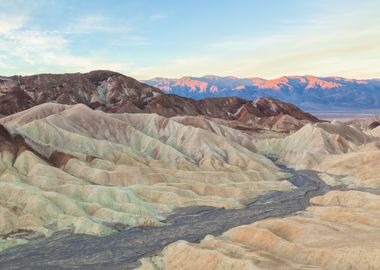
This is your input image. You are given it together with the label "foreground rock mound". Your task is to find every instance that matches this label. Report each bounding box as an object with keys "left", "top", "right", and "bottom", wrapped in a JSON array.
[{"left": 139, "top": 190, "right": 380, "bottom": 270}]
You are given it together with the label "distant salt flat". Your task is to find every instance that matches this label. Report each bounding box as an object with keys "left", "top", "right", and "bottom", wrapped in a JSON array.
[{"left": 311, "top": 112, "right": 380, "bottom": 121}]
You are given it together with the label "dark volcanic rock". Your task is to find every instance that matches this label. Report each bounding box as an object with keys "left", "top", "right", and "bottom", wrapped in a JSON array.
[
  {"left": 369, "top": 121, "right": 380, "bottom": 130},
  {"left": 0, "top": 71, "right": 318, "bottom": 127},
  {"left": 0, "top": 71, "right": 162, "bottom": 115},
  {"left": 235, "top": 97, "right": 318, "bottom": 122}
]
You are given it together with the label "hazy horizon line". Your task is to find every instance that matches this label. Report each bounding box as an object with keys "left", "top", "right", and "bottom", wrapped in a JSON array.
[{"left": 1, "top": 70, "right": 379, "bottom": 81}]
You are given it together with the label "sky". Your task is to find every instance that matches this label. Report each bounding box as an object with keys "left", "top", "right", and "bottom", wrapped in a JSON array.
[{"left": 0, "top": 0, "right": 379, "bottom": 79}]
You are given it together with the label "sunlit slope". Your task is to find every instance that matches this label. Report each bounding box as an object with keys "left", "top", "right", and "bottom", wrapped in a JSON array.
[{"left": 256, "top": 121, "right": 380, "bottom": 188}]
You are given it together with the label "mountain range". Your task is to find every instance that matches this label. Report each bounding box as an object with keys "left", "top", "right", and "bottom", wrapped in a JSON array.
[
  {"left": 0, "top": 70, "right": 318, "bottom": 132},
  {"left": 143, "top": 75, "right": 380, "bottom": 111}
]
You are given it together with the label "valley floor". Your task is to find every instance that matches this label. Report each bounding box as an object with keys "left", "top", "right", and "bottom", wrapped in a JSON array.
[{"left": 0, "top": 168, "right": 333, "bottom": 269}]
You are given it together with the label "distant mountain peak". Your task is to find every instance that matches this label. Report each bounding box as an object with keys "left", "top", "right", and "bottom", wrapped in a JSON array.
[{"left": 143, "top": 75, "right": 380, "bottom": 110}]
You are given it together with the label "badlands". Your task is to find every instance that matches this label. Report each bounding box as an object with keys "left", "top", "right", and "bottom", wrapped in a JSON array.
[{"left": 0, "top": 72, "right": 379, "bottom": 270}]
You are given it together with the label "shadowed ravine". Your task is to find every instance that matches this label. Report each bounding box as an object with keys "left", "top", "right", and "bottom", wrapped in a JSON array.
[{"left": 0, "top": 168, "right": 335, "bottom": 270}]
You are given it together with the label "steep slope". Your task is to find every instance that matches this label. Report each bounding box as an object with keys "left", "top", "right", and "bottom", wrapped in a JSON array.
[
  {"left": 369, "top": 121, "right": 380, "bottom": 129},
  {"left": 368, "top": 126, "right": 380, "bottom": 138},
  {"left": 0, "top": 70, "right": 162, "bottom": 115},
  {"left": 0, "top": 103, "right": 292, "bottom": 250},
  {"left": 256, "top": 121, "right": 380, "bottom": 188},
  {"left": 144, "top": 75, "right": 380, "bottom": 110}
]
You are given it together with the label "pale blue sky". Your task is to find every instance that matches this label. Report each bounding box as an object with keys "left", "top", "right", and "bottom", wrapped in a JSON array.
[{"left": 0, "top": 0, "right": 379, "bottom": 79}]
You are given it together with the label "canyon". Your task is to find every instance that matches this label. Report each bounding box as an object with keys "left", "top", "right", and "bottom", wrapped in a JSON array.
[{"left": 0, "top": 71, "right": 379, "bottom": 270}]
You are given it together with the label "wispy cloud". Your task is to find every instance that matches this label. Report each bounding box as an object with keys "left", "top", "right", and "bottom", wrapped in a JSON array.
[
  {"left": 0, "top": 14, "right": 69, "bottom": 66},
  {"left": 66, "top": 15, "right": 130, "bottom": 34},
  {"left": 0, "top": 14, "right": 27, "bottom": 34},
  {"left": 0, "top": 9, "right": 134, "bottom": 75},
  {"left": 137, "top": 2, "right": 380, "bottom": 79},
  {"left": 0, "top": 1, "right": 378, "bottom": 79}
]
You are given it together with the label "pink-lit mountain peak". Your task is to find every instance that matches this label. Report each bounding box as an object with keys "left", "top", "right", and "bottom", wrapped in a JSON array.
[
  {"left": 175, "top": 76, "right": 209, "bottom": 92},
  {"left": 146, "top": 75, "right": 372, "bottom": 92},
  {"left": 171, "top": 75, "right": 254, "bottom": 92},
  {"left": 247, "top": 75, "right": 345, "bottom": 90},
  {"left": 143, "top": 75, "right": 380, "bottom": 110}
]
